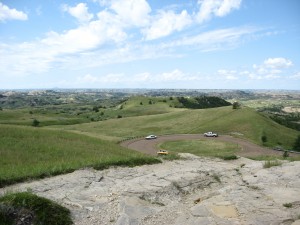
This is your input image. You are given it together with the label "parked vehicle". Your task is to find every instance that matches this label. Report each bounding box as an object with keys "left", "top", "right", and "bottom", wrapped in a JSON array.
[
  {"left": 204, "top": 131, "right": 218, "bottom": 137},
  {"left": 145, "top": 135, "right": 157, "bottom": 140},
  {"left": 157, "top": 150, "right": 169, "bottom": 155}
]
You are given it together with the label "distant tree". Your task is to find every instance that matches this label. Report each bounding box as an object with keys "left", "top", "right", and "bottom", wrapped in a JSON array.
[
  {"left": 293, "top": 135, "right": 300, "bottom": 151},
  {"left": 100, "top": 112, "right": 104, "bottom": 116},
  {"left": 169, "top": 97, "right": 173, "bottom": 100},
  {"left": 29, "top": 111, "right": 33, "bottom": 114},
  {"left": 117, "top": 115, "right": 122, "bottom": 118},
  {"left": 232, "top": 101, "right": 241, "bottom": 109},
  {"left": 32, "top": 119, "right": 40, "bottom": 127},
  {"left": 140, "top": 102, "right": 143, "bottom": 105},
  {"left": 149, "top": 100, "right": 152, "bottom": 105},
  {"left": 92, "top": 106, "right": 99, "bottom": 112},
  {"left": 0, "top": 107, "right": 2, "bottom": 111}
]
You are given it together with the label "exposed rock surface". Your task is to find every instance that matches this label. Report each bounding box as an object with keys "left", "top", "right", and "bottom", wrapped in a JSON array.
[{"left": 1, "top": 154, "right": 300, "bottom": 225}]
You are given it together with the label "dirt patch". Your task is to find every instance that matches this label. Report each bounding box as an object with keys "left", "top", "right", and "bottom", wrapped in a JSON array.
[{"left": 210, "top": 205, "right": 239, "bottom": 218}]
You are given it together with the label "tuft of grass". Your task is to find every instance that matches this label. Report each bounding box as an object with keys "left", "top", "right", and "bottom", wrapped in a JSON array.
[
  {"left": 263, "top": 160, "right": 282, "bottom": 168},
  {"left": 220, "top": 155, "right": 238, "bottom": 160},
  {"left": 0, "top": 192, "right": 72, "bottom": 225},
  {"left": 156, "top": 153, "right": 181, "bottom": 161},
  {"left": 213, "top": 174, "right": 221, "bottom": 183},
  {"left": 283, "top": 203, "right": 293, "bottom": 208}
]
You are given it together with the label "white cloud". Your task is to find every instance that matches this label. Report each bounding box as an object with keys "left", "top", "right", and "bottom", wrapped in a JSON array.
[
  {"left": 217, "top": 69, "right": 238, "bottom": 80},
  {"left": 75, "top": 69, "right": 201, "bottom": 86},
  {"left": 110, "top": 0, "right": 151, "bottom": 27},
  {"left": 63, "top": 3, "right": 94, "bottom": 24},
  {"left": 289, "top": 72, "right": 300, "bottom": 79},
  {"left": 143, "top": 10, "right": 192, "bottom": 40},
  {"left": 161, "top": 26, "right": 260, "bottom": 52},
  {"left": 196, "top": 0, "right": 241, "bottom": 23},
  {"left": 160, "top": 69, "right": 199, "bottom": 81},
  {"left": 0, "top": 3, "right": 28, "bottom": 22},
  {"left": 263, "top": 57, "right": 293, "bottom": 69},
  {"left": 76, "top": 73, "right": 125, "bottom": 84},
  {"left": 250, "top": 57, "right": 293, "bottom": 80}
]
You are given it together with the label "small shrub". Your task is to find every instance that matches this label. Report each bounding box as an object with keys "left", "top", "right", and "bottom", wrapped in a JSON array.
[
  {"left": 221, "top": 155, "right": 238, "bottom": 160},
  {"left": 232, "top": 101, "right": 241, "bottom": 109},
  {"left": 261, "top": 133, "right": 267, "bottom": 144},
  {"left": 32, "top": 119, "right": 40, "bottom": 127},
  {"left": 283, "top": 203, "right": 292, "bottom": 208},
  {"left": 293, "top": 135, "right": 300, "bottom": 152},
  {"left": 140, "top": 102, "right": 143, "bottom": 105},
  {"left": 283, "top": 150, "right": 289, "bottom": 158},
  {"left": 263, "top": 160, "right": 282, "bottom": 168},
  {"left": 117, "top": 115, "right": 122, "bottom": 118}
]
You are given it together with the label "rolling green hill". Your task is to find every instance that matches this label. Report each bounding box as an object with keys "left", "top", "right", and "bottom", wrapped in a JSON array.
[
  {"left": 57, "top": 106, "right": 299, "bottom": 149},
  {"left": 0, "top": 125, "right": 159, "bottom": 187}
]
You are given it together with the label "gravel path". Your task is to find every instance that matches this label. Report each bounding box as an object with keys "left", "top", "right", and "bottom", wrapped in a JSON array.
[{"left": 121, "top": 134, "right": 293, "bottom": 158}]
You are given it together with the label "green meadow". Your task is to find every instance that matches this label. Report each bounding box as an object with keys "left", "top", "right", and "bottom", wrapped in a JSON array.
[
  {"left": 0, "top": 96, "right": 299, "bottom": 187},
  {"left": 0, "top": 125, "right": 159, "bottom": 187}
]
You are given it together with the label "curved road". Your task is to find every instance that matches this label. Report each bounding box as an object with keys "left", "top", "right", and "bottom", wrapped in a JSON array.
[{"left": 121, "top": 134, "right": 292, "bottom": 157}]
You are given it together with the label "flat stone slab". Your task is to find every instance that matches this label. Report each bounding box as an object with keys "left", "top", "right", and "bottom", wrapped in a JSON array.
[{"left": 1, "top": 157, "right": 299, "bottom": 225}]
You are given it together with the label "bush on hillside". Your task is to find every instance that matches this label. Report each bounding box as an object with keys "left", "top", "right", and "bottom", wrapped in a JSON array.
[
  {"left": 32, "top": 119, "right": 40, "bottom": 127},
  {"left": 176, "top": 96, "right": 231, "bottom": 109},
  {"left": 232, "top": 101, "right": 241, "bottom": 109},
  {"left": 293, "top": 135, "right": 300, "bottom": 152}
]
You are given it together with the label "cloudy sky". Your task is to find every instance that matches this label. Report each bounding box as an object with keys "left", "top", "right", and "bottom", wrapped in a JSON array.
[{"left": 0, "top": 0, "right": 299, "bottom": 89}]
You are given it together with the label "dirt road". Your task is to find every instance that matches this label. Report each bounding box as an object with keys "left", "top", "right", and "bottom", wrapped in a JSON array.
[{"left": 121, "top": 134, "right": 292, "bottom": 157}]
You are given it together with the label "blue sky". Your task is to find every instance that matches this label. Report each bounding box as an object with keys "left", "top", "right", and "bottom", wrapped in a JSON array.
[{"left": 0, "top": 0, "right": 299, "bottom": 89}]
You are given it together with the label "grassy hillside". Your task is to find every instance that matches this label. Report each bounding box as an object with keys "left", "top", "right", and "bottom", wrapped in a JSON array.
[
  {"left": 0, "top": 125, "right": 159, "bottom": 187},
  {"left": 57, "top": 106, "right": 299, "bottom": 149}
]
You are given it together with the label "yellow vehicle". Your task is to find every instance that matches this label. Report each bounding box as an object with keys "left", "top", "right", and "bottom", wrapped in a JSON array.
[{"left": 157, "top": 150, "right": 169, "bottom": 155}]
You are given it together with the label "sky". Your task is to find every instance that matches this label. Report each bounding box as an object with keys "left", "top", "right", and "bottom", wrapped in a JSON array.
[{"left": 0, "top": 0, "right": 299, "bottom": 90}]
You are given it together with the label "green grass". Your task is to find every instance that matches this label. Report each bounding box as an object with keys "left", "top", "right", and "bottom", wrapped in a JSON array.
[
  {"left": 55, "top": 106, "right": 299, "bottom": 149},
  {"left": 0, "top": 108, "right": 89, "bottom": 126},
  {"left": 0, "top": 125, "right": 160, "bottom": 187},
  {"left": 0, "top": 192, "right": 72, "bottom": 225},
  {"left": 159, "top": 139, "right": 240, "bottom": 159},
  {"left": 263, "top": 160, "right": 282, "bottom": 168},
  {"left": 248, "top": 154, "right": 300, "bottom": 161},
  {"left": 283, "top": 203, "right": 293, "bottom": 208}
]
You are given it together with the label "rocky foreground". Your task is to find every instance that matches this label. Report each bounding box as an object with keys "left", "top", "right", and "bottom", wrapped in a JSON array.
[{"left": 1, "top": 154, "right": 300, "bottom": 225}]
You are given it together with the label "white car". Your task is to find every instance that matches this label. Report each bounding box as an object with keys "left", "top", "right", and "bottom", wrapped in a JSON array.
[
  {"left": 204, "top": 131, "right": 218, "bottom": 137},
  {"left": 145, "top": 135, "right": 157, "bottom": 140}
]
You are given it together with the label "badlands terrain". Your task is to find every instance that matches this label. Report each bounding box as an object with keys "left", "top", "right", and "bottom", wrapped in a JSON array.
[{"left": 1, "top": 153, "right": 300, "bottom": 225}]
